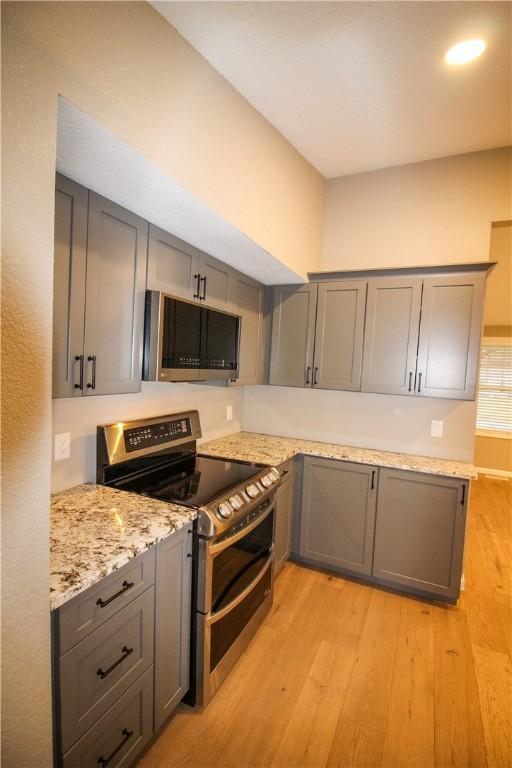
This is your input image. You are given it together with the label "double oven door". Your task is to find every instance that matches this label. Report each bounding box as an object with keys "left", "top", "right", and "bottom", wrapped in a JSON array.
[{"left": 194, "top": 497, "right": 275, "bottom": 706}]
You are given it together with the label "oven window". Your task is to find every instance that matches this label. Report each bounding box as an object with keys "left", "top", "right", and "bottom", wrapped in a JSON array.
[
  {"left": 211, "top": 509, "right": 273, "bottom": 613},
  {"left": 210, "top": 564, "right": 271, "bottom": 673},
  {"left": 203, "top": 309, "right": 239, "bottom": 371},
  {"left": 161, "top": 297, "right": 202, "bottom": 369}
]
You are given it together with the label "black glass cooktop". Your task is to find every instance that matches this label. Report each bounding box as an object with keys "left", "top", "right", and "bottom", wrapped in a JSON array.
[{"left": 114, "top": 455, "right": 262, "bottom": 507}]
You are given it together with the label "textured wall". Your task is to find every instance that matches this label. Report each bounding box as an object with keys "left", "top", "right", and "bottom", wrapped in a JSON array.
[
  {"left": 323, "top": 147, "right": 512, "bottom": 271},
  {"left": 242, "top": 386, "right": 477, "bottom": 462},
  {"left": 1, "top": 3, "right": 322, "bottom": 764}
]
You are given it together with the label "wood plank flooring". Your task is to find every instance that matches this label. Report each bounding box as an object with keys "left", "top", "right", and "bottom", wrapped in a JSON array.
[{"left": 140, "top": 475, "right": 511, "bottom": 768}]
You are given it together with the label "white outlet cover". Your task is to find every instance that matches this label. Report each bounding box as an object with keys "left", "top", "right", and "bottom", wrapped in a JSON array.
[
  {"left": 54, "top": 432, "right": 71, "bottom": 461},
  {"left": 430, "top": 420, "right": 444, "bottom": 438}
]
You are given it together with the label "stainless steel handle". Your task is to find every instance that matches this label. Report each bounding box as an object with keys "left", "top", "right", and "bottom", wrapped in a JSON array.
[
  {"left": 208, "top": 554, "right": 273, "bottom": 625},
  {"left": 313, "top": 366, "right": 319, "bottom": 386},
  {"left": 200, "top": 276, "right": 207, "bottom": 301},
  {"left": 74, "top": 354, "right": 84, "bottom": 391},
  {"left": 417, "top": 372, "right": 422, "bottom": 393},
  {"left": 408, "top": 372, "right": 413, "bottom": 392},
  {"left": 208, "top": 500, "right": 275, "bottom": 556},
  {"left": 193, "top": 273, "right": 201, "bottom": 299},
  {"left": 305, "top": 366, "right": 311, "bottom": 385},
  {"left": 87, "top": 355, "right": 97, "bottom": 390}
]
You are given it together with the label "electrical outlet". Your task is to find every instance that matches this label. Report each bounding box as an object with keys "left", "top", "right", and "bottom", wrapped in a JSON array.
[
  {"left": 54, "top": 432, "right": 71, "bottom": 461},
  {"left": 226, "top": 405, "right": 233, "bottom": 421},
  {"left": 430, "top": 420, "right": 444, "bottom": 438}
]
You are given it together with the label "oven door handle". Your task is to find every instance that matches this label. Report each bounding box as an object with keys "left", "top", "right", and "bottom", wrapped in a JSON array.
[
  {"left": 208, "top": 499, "right": 275, "bottom": 556},
  {"left": 208, "top": 553, "right": 273, "bottom": 625}
]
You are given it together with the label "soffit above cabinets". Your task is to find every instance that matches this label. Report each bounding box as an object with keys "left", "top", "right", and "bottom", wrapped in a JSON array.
[{"left": 152, "top": 1, "right": 511, "bottom": 179}]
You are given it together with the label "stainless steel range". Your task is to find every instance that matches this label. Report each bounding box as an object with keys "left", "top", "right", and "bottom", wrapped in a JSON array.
[{"left": 96, "top": 411, "right": 280, "bottom": 707}]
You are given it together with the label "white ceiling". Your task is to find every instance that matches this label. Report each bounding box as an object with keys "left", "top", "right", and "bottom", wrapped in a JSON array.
[{"left": 152, "top": 1, "right": 512, "bottom": 178}]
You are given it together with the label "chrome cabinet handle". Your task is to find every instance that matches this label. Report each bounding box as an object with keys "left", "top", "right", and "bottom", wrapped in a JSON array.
[
  {"left": 408, "top": 372, "right": 413, "bottom": 392},
  {"left": 193, "top": 273, "right": 201, "bottom": 299},
  {"left": 96, "top": 646, "right": 133, "bottom": 680},
  {"left": 74, "top": 354, "right": 84, "bottom": 391},
  {"left": 305, "top": 366, "right": 311, "bottom": 385},
  {"left": 87, "top": 355, "right": 96, "bottom": 390},
  {"left": 417, "top": 372, "right": 422, "bottom": 393},
  {"left": 97, "top": 728, "right": 134, "bottom": 767}
]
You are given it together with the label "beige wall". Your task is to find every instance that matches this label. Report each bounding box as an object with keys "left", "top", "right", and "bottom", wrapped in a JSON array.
[
  {"left": 484, "top": 221, "right": 512, "bottom": 330},
  {"left": 52, "top": 384, "right": 244, "bottom": 492},
  {"left": 474, "top": 435, "right": 512, "bottom": 474},
  {"left": 323, "top": 147, "right": 512, "bottom": 271},
  {"left": 242, "top": 386, "right": 477, "bottom": 462},
  {"left": 1, "top": 3, "right": 323, "bottom": 764}
]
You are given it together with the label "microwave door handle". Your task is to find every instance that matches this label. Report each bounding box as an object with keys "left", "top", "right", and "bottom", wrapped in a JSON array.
[{"left": 208, "top": 500, "right": 275, "bottom": 555}]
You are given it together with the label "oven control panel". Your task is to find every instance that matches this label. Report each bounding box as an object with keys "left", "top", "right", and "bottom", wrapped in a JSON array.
[{"left": 124, "top": 417, "right": 191, "bottom": 453}]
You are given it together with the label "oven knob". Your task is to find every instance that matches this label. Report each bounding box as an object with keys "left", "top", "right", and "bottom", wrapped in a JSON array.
[
  {"left": 270, "top": 467, "right": 280, "bottom": 481},
  {"left": 229, "top": 495, "right": 243, "bottom": 510},
  {"left": 245, "top": 484, "right": 260, "bottom": 499},
  {"left": 217, "top": 502, "right": 233, "bottom": 519},
  {"left": 260, "top": 474, "right": 273, "bottom": 488}
]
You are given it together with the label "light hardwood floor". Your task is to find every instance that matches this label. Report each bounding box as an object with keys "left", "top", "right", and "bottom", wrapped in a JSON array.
[{"left": 140, "top": 476, "right": 511, "bottom": 768}]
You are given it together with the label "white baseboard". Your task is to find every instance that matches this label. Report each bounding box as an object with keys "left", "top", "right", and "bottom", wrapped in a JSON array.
[{"left": 476, "top": 466, "right": 512, "bottom": 479}]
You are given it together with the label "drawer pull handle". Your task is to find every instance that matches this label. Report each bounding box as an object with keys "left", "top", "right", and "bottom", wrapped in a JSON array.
[
  {"left": 96, "top": 646, "right": 134, "bottom": 680},
  {"left": 97, "top": 727, "right": 134, "bottom": 766},
  {"left": 96, "top": 580, "right": 134, "bottom": 609},
  {"left": 371, "top": 470, "right": 376, "bottom": 490}
]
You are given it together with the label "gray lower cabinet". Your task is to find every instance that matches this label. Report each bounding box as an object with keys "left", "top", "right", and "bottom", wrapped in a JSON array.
[
  {"left": 299, "top": 457, "right": 377, "bottom": 576},
  {"left": 416, "top": 275, "right": 485, "bottom": 400},
  {"left": 154, "top": 524, "right": 192, "bottom": 732},
  {"left": 312, "top": 280, "right": 367, "bottom": 391},
  {"left": 361, "top": 277, "right": 423, "bottom": 396},
  {"left": 274, "top": 461, "right": 294, "bottom": 575},
  {"left": 373, "top": 469, "right": 468, "bottom": 600},
  {"left": 269, "top": 284, "right": 318, "bottom": 387},
  {"left": 53, "top": 176, "right": 148, "bottom": 397}
]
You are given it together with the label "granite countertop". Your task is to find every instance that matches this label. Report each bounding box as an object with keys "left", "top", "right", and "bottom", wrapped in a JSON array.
[
  {"left": 50, "top": 484, "right": 196, "bottom": 610},
  {"left": 199, "top": 432, "right": 477, "bottom": 480}
]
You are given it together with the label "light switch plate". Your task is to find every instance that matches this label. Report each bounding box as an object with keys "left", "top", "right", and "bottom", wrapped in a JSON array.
[
  {"left": 54, "top": 432, "right": 71, "bottom": 461},
  {"left": 226, "top": 405, "right": 233, "bottom": 421},
  {"left": 430, "top": 420, "right": 444, "bottom": 438}
]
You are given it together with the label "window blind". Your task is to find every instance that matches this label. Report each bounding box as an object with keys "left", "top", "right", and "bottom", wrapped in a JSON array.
[{"left": 476, "top": 341, "right": 512, "bottom": 434}]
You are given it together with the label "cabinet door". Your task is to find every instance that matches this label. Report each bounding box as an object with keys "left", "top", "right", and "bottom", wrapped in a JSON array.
[
  {"left": 373, "top": 469, "right": 468, "bottom": 600},
  {"left": 274, "top": 470, "right": 294, "bottom": 576},
  {"left": 300, "top": 457, "right": 377, "bottom": 576},
  {"left": 199, "top": 253, "right": 231, "bottom": 309},
  {"left": 416, "top": 274, "right": 485, "bottom": 400},
  {"left": 53, "top": 175, "right": 88, "bottom": 398},
  {"left": 269, "top": 284, "right": 317, "bottom": 387},
  {"left": 231, "top": 272, "right": 265, "bottom": 385},
  {"left": 154, "top": 524, "right": 192, "bottom": 732},
  {"left": 313, "top": 280, "right": 367, "bottom": 391},
  {"left": 361, "top": 278, "right": 422, "bottom": 396},
  {"left": 147, "top": 224, "right": 200, "bottom": 300},
  {"left": 83, "top": 193, "right": 148, "bottom": 395}
]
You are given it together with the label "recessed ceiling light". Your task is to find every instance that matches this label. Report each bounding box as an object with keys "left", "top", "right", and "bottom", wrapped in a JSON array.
[{"left": 445, "top": 39, "right": 486, "bottom": 65}]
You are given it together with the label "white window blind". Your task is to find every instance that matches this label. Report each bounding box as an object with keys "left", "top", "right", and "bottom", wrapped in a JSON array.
[{"left": 476, "top": 340, "right": 512, "bottom": 435}]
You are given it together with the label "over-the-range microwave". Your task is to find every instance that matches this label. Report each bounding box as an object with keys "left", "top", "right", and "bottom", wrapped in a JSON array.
[{"left": 143, "top": 290, "right": 241, "bottom": 382}]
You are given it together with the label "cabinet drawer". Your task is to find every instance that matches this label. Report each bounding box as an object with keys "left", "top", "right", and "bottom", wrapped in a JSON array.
[
  {"left": 58, "top": 549, "right": 155, "bottom": 653},
  {"left": 62, "top": 666, "right": 154, "bottom": 768},
  {"left": 60, "top": 587, "right": 154, "bottom": 752}
]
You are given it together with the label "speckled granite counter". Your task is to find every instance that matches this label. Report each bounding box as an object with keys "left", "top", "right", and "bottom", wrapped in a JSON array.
[
  {"left": 50, "top": 484, "right": 195, "bottom": 610},
  {"left": 199, "top": 432, "right": 476, "bottom": 480}
]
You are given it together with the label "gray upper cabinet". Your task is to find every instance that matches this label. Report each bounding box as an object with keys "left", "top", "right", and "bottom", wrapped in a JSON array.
[
  {"left": 269, "top": 284, "right": 318, "bottom": 387},
  {"left": 231, "top": 272, "right": 265, "bottom": 385},
  {"left": 154, "top": 524, "right": 192, "bottom": 732},
  {"left": 361, "top": 277, "right": 423, "bottom": 396},
  {"left": 53, "top": 174, "right": 88, "bottom": 398},
  {"left": 373, "top": 468, "right": 468, "bottom": 601},
  {"left": 299, "top": 456, "right": 377, "bottom": 577},
  {"left": 200, "top": 253, "right": 231, "bottom": 310},
  {"left": 313, "top": 280, "right": 367, "bottom": 391},
  {"left": 147, "top": 224, "right": 200, "bottom": 300},
  {"left": 52, "top": 177, "right": 148, "bottom": 398},
  {"left": 83, "top": 193, "right": 148, "bottom": 396},
  {"left": 416, "top": 274, "right": 485, "bottom": 400}
]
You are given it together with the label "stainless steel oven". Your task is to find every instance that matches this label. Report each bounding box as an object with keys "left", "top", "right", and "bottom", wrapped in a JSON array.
[{"left": 190, "top": 497, "right": 275, "bottom": 707}]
